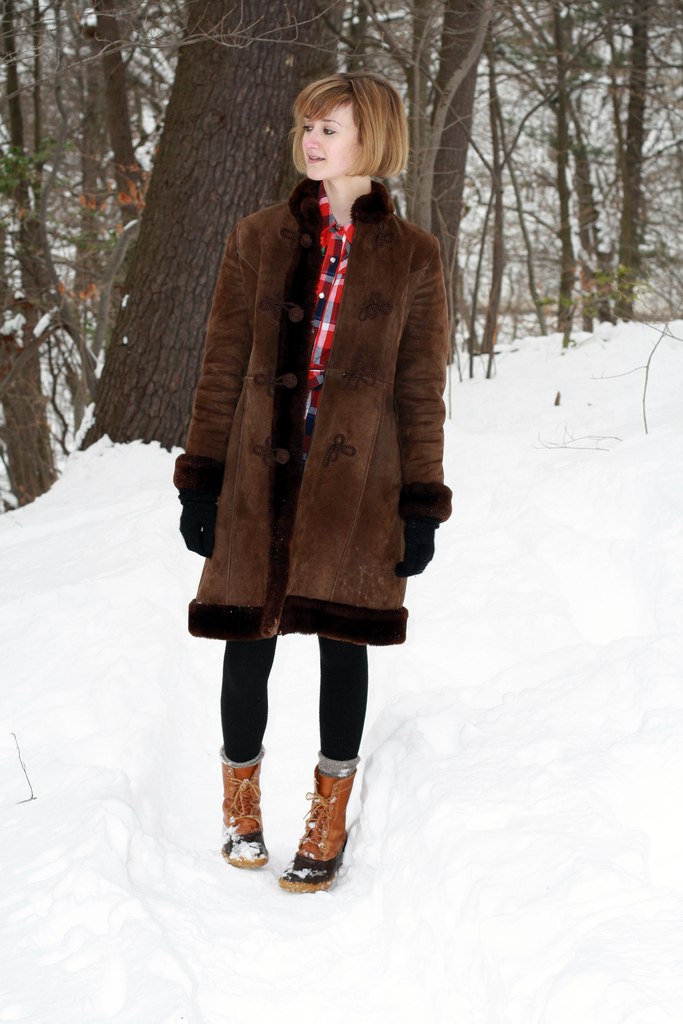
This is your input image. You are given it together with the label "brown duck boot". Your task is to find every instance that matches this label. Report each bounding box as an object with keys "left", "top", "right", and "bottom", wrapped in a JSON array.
[
  {"left": 221, "top": 751, "right": 268, "bottom": 869},
  {"left": 279, "top": 767, "right": 356, "bottom": 892}
]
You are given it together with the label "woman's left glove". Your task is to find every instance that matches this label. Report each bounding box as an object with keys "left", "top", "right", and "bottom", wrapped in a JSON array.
[
  {"left": 178, "top": 488, "right": 217, "bottom": 557},
  {"left": 395, "top": 516, "right": 440, "bottom": 578}
]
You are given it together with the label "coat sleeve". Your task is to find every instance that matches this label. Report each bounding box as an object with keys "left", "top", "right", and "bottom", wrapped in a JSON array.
[
  {"left": 173, "top": 223, "right": 253, "bottom": 494},
  {"left": 393, "top": 234, "right": 452, "bottom": 523}
]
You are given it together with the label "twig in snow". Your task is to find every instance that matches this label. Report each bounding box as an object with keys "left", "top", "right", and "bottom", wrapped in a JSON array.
[
  {"left": 12, "top": 733, "right": 36, "bottom": 803},
  {"left": 591, "top": 366, "right": 647, "bottom": 381},
  {"left": 536, "top": 430, "right": 621, "bottom": 452},
  {"left": 642, "top": 324, "right": 669, "bottom": 435}
]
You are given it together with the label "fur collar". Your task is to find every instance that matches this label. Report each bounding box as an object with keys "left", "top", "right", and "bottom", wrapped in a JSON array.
[{"left": 288, "top": 178, "right": 394, "bottom": 227}]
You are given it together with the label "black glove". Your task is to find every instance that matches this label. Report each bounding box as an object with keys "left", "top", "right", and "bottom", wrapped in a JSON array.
[
  {"left": 178, "top": 488, "right": 217, "bottom": 557},
  {"left": 395, "top": 516, "right": 439, "bottom": 578}
]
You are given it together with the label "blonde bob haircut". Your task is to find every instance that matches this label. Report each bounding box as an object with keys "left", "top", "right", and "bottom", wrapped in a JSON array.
[{"left": 291, "top": 71, "right": 409, "bottom": 179}]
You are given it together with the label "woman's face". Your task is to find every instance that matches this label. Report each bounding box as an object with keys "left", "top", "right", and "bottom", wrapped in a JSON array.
[{"left": 301, "top": 103, "right": 364, "bottom": 183}]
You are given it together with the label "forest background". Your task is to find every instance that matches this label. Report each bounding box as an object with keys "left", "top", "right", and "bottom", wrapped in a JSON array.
[{"left": 0, "top": 0, "right": 678, "bottom": 510}]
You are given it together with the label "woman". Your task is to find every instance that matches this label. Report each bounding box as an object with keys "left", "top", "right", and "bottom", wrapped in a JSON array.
[{"left": 174, "top": 71, "right": 452, "bottom": 892}]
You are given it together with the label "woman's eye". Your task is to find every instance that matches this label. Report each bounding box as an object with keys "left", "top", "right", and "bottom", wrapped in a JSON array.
[
  {"left": 323, "top": 128, "right": 335, "bottom": 135},
  {"left": 303, "top": 125, "right": 312, "bottom": 132}
]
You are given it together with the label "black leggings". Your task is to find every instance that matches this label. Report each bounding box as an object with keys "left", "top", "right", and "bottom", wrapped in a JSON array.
[{"left": 220, "top": 635, "right": 368, "bottom": 764}]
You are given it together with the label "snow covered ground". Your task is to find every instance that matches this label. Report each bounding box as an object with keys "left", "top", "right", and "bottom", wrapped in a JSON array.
[{"left": 2, "top": 320, "right": 683, "bottom": 1023}]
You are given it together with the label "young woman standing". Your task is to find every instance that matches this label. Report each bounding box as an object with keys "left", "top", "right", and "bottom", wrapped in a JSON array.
[{"left": 174, "top": 71, "right": 452, "bottom": 892}]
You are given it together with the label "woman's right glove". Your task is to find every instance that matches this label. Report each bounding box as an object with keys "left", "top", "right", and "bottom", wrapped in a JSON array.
[{"left": 178, "top": 488, "right": 217, "bottom": 557}]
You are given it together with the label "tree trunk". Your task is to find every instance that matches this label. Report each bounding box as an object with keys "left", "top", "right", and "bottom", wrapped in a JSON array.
[
  {"left": 66, "top": 19, "right": 109, "bottom": 431},
  {"left": 406, "top": 0, "right": 433, "bottom": 221},
  {"left": 482, "top": 34, "right": 504, "bottom": 372},
  {"left": 615, "top": 0, "right": 649, "bottom": 320},
  {"left": 568, "top": 101, "right": 613, "bottom": 329},
  {"left": 94, "top": 0, "right": 143, "bottom": 222},
  {"left": 0, "top": 337, "right": 56, "bottom": 505},
  {"left": 75, "top": 21, "right": 108, "bottom": 300},
  {"left": 506, "top": 151, "right": 548, "bottom": 336},
  {"left": 468, "top": 187, "right": 493, "bottom": 377},
  {"left": 84, "top": 0, "right": 318, "bottom": 450},
  {"left": 431, "top": 0, "right": 485, "bottom": 362},
  {"left": 0, "top": 0, "right": 56, "bottom": 505},
  {"left": 552, "top": 1, "right": 575, "bottom": 343},
  {"left": 414, "top": 0, "right": 491, "bottom": 231}
]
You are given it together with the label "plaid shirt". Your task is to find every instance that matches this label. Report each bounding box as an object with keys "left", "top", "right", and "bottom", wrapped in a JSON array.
[{"left": 302, "top": 184, "right": 355, "bottom": 462}]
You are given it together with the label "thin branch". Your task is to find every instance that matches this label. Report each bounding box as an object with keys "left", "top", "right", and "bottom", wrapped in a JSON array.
[
  {"left": 12, "top": 733, "right": 36, "bottom": 803},
  {"left": 361, "top": 0, "right": 412, "bottom": 70},
  {"left": 92, "top": 218, "right": 140, "bottom": 359},
  {"left": 642, "top": 322, "right": 678, "bottom": 434}
]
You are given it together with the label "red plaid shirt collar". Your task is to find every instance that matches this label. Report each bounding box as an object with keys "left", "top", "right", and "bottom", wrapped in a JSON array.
[{"left": 317, "top": 183, "right": 356, "bottom": 250}]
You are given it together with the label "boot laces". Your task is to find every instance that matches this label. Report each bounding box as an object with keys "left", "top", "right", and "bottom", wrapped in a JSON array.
[
  {"left": 226, "top": 776, "right": 262, "bottom": 830},
  {"left": 301, "top": 790, "right": 336, "bottom": 855}
]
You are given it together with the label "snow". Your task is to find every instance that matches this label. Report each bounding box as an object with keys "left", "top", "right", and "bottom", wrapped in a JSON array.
[
  {"left": 33, "top": 313, "right": 52, "bottom": 339},
  {"left": 2, "top": 320, "right": 683, "bottom": 1023},
  {"left": 0, "top": 312, "right": 25, "bottom": 337}
]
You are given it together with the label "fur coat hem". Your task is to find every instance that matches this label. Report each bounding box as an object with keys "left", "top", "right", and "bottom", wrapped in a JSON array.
[{"left": 189, "top": 595, "right": 408, "bottom": 646}]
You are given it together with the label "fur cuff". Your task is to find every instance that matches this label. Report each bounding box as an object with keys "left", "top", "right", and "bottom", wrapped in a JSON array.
[
  {"left": 173, "top": 454, "right": 224, "bottom": 494},
  {"left": 399, "top": 482, "right": 452, "bottom": 523}
]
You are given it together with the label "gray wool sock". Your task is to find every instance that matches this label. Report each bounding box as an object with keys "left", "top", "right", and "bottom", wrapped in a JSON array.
[
  {"left": 219, "top": 745, "right": 265, "bottom": 769},
  {"left": 317, "top": 752, "right": 360, "bottom": 779}
]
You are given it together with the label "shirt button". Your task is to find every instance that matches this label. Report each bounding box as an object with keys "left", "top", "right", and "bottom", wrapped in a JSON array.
[
  {"left": 318, "top": 291, "right": 325, "bottom": 299},
  {"left": 330, "top": 257, "right": 336, "bottom": 263}
]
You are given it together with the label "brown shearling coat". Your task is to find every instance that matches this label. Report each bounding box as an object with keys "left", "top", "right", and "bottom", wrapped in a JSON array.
[{"left": 174, "top": 178, "right": 452, "bottom": 646}]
